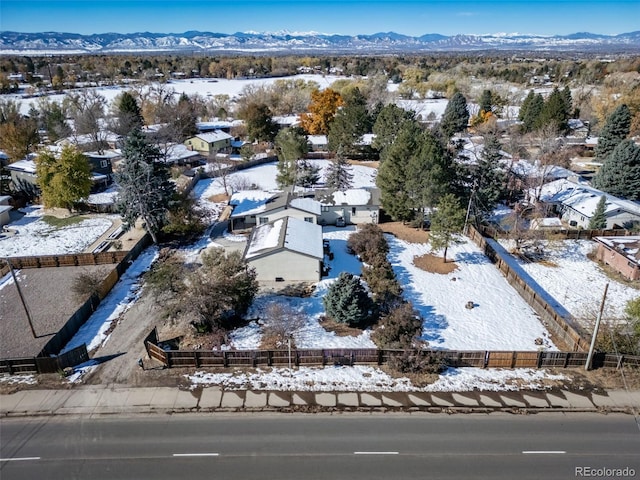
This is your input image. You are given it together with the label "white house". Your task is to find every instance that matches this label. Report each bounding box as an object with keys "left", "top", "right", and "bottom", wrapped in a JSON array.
[
  {"left": 533, "top": 179, "right": 640, "bottom": 229},
  {"left": 0, "top": 196, "right": 12, "bottom": 227},
  {"left": 312, "top": 187, "right": 381, "bottom": 225},
  {"left": 244, "top": 216, "right": 323, "bottom": 283}
]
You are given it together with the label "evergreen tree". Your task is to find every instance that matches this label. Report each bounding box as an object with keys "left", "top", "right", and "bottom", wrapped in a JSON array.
[
  {"left": 429, "top": 193, "right": 466, "bottom": 263},
  {"left": 296, "top": 160, "right": 321, "bottom": 188},
  {"left": 376, "top": 121, "right": 422, "bottom": 222},
  {"left": 478, "top": 89, "right": 494, "bottom": 114},
  {"left": 115, "top": 129, "right": 176, "bottom": 243},
  {"left": 113, "top": 91, "right": 143, "bottom": 136},
  {"left": 518, "top": 90, "right": 535, "bottom": 122},
  {"left": 592, "top": 139, "right": 640, "bottom": 200},
  {"left": 323, "top": 272, "right": 373, "bottom": 327},
  {"left": 372, "top": 104, "right": 416, "bottom": 161},
  {"left": 561, "top": 86, "right": 573, "bottom": 117},
  {"left": 327, "top": 87, "right": 372, "bottom": 156},
  {"left": 539, "top": 87, "right": 570, "bottom": 132},
  {"left": 440, "top": 92, "right": 469, "bottom": 138},
  {"left": 240, "top": 102, "right": 278, "bottom": 143},
  {"left": 275, "top": 128, "right": 309, "bottom": 188},
  {"left": 521, "top": 93, "right": 544, "bottom": 133},
  {"left": 472, "top": 135, "right": 507, "bottom": 220},
  {"left": 588, "top": 196, "right": 607, "bottom": 229},
  {"left": 35, "top": 144, "right": 92, "bottom": 211},
  {"left": 325, "top": 147, "right": 353, "bottom": 191},
  {"left": 595, "top": 104, "right": 632, "bottom": 161}
]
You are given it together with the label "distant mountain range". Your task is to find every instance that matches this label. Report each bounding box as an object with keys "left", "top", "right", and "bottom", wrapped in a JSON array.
[{"left": 1, "top": 30, "right": 639, "bottom": 54}]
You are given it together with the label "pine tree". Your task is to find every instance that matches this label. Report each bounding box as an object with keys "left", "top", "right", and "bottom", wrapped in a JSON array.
[
  {"left": 296, "top": 160, "right": 321, "bottom": 188},
  {"left": 592, "top": 139, "right": 640, "bottom": 200},
  {"left": 440, "top": 92, "right": 469, "bottom": 138},
  {"left": 323, "top": 272, "right": 373, "bottom": 327},
  {"left": 539, "top": 87, "right": 570, "bottom": 132},
  {"left": 376, "top": 121, "right": 422, "bottom": 222},
  {"left": 518, "top": 90, "right": 535, "bottom": 122},
  {"left": 35, "top": 144, "right": 92, "bottom": 211},
  {"left": 595, "top": 104, "right": 632, "bottom": 161},
  {"left": 327, "top": 87, "right": 372, "bottom": 156},
  {"left": 478, "top": 89, "right": 494, "bottom": 115},
  {"left": 429, "top": 193, "right": 466, "bottom": 263},
  {"left": 521, "top": 93, "right": 544, "bottom": 133},
  {"left": 325, "top": 147, "right": 353, "bottom": 191},
  {"left": 588, "top": 196, "right": 607, "bottom": 229},
  {"left": 115, "top": 129, "right": 176, "bottom": 243},
  {"left": 275, "top": 128, "right": 309, "bottom": 188},
  {"left": 472, "top": 135, "right": 507, "bottom": 220},
  {"left": 114, "top": 91, "right": 143, "bottom": 136},
  {"left": 372, "top": 104, "right": 416, "bottom": 159},
  {"left": 561, "top": 86, "right": 573, "bottom": 117},
  {"left": 240, "top": 102, "right": 278, "bottom": 143}
]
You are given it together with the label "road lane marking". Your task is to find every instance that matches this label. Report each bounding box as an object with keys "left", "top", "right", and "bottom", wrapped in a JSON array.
[
  {"left": 173, "top": 453, "right": 220, "bottom": 457},
  {"left": 522, "top": 451, "right": 566, "bottom": 454},
  {"left": 0, "top": 457, "right": 41, "bottom": 462},
  {"left": 354, "top": 452, "right": 399, "bottom": 455}
]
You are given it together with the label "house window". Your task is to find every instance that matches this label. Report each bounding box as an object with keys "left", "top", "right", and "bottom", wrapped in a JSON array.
[
  {"left": 351, "top": 207, "right": 356, "bottom": 215},
  {"left": 259, "top": 217, "right": 269, "bottom": 224},
  {"left": 100, "top": 160, "right": 108, "bottom": 168},
  {"left": 321, "top": 206, "right": 329, "bottom": 212},
  {"left": 304, "top": 217, "right": 313, "bottom": 223}
]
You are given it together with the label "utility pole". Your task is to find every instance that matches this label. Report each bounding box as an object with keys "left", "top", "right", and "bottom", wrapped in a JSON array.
[
  {"left": 4, "top": 258, "right": 37, "bottom": 338},
  {"left": 585, "top": 283, "right": 609, "bottom": 371},
  {"left": 463, "top": 183, "right": 476, "bottom": 235}
]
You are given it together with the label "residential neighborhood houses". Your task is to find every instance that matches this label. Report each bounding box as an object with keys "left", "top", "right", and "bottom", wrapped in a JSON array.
[{"left": 0, "top": 60, "right": 639, "bottom": 395}]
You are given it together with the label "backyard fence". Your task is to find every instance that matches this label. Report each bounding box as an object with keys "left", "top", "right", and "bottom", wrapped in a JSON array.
[
  {"left": 0, "top": 344, "right": 89, "bottom": 375},
  {"left": 144, "top": 329, "right": 639, "bottom": 371},
  {"left": 1, "top": 251, "right": 129, "bottom": 276},
  {"left": 477, "top": 224, "right": 633, "bottom": 241},
  {"left": 467, "top": 225, "right": 590, "bottom": 352}
]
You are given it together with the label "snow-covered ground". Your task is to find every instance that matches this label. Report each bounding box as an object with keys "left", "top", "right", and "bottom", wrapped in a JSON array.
[
  {"left": 497, "top": 238, "right": 638, "bottom": 326},
  {"left": 0, "top": 206, "right": 115, "bottom": 257},
  {"left": 186, "top": 366, "right": 565, "bottom": 392}
]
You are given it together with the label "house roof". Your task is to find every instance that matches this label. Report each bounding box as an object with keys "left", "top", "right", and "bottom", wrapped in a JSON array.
[
  {"left": 535, "top": 179, "right": 640, "bottom": 219},
  {"left": 160, "top": 143, "right": 200, "bottom": 163},
  {"left": 594, "top": 236, "right": 640, "bottom": 264},
  {"left": 230, "top": 191, "right": 321, "bottom": 218},
  {"left": 312, "top": 187, "right": 380, "bottom": 207},
  {"left": 6, "top": 159, "right": 36, "bottom": 174},
  {"left": 245, "top": 216, "right": 323, "bottom": 261},
  {"left": 194, "top": 130, "right": 233, "bottom": 144},
  {"left": 307, "top": 135, "right": 328, "bottom": 146}
]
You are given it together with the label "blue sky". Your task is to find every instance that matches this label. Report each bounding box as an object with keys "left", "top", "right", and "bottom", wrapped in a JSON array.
[{"left": 1, "top": 0, "right": 638, "bottom": 36}]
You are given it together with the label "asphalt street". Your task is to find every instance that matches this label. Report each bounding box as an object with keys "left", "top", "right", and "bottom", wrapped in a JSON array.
[{"left": 1, "top": 413, "right": 639, "bottom": 479}]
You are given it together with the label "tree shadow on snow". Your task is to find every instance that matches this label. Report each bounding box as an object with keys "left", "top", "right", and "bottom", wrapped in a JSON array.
[{"left": 453, "top": 251, "right": 491, "bottom": 265}]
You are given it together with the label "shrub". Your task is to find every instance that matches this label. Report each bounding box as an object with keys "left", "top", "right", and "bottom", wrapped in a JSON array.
[
  {"left": 71, "top": 270, "right": 104, "bottom": 300},
  {"left": 323, "top": 272, "right": 373, "bottom": 327},
  {"left": 388, "top": 349, "right": 447, "bottom": 375},
  {"left": 347, "top": 224, "right": 389, "bottom": 264},
  {"left": 261, "top": 303, "right": 305, "bottom": 349},
  {"left": 372, "top": 302, "right": 423, "bottom": 349}
]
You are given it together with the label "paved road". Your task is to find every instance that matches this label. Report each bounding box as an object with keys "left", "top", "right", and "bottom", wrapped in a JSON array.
[{"left": 2, "top": 414, "right": 639, "bottom": 479}]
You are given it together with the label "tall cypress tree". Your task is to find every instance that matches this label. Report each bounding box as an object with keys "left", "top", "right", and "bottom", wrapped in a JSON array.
[
  {"left": 595, "top": 104, "right": 632, "bottom": 161},
  {"left": 521, "top": 93, "right": 544, "bottom": 133},
  {"left": 472, "top": 134, "right": 506, "bottom": 220}
]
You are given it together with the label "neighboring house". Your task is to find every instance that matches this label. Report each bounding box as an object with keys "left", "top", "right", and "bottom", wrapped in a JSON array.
[
  {"left": 156, "top": 143, "right": 202, "bottom": 165},
  {"left": 244, "top": 216, "right": 323, "bottom": 283},
  {"left": 532, "top": 179, "right": 640, "bottom": 229},
  {"left": 196, "top": 120, "right": 240, "bottom": 134},
  {"left": 530, "top": 217, "right": 564, "bottom": 230},
  {"left": 594, "top": 236, "right": 640, "bottom": 281},
  {"left": 273, "top": 115, "right": 300, "bottom": 130},
  {"left": 229, "top": 191, "right": 321, "bottom": 232},
  {"left": 7, "top": 154, "right": 113, "bottom": 195},
  {"left": 307, "top": 135, "right": 328, "bottom": 152},
  {"left": 0, "top": 195, "right": 12, "bottom": 227},
  {"left": 57, "top": 131, "right": 121, "bottom": 150},
  {"left": 85, "top": 150, "right": 118, "bottom": 185},
  {"left": 184, "top": 131, "right": 233, "bottom": 155},
  {"left": 311, "top": 187, "right": 381, "bottom": 225}
]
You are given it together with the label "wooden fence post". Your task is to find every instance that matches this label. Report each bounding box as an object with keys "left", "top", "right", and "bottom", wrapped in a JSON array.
[{"left": 223, "top": 351, "right": 228, "bottom": 368}]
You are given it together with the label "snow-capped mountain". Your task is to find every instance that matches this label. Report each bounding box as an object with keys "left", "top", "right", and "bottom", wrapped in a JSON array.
[{"left": 1, "top": 30, "right": 639, "bottom": 54}]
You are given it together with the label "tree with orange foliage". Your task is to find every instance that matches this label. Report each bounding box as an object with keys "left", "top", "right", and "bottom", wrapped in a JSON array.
[{"left": 299, "top": 88, "right": 343, "bottom": 135}]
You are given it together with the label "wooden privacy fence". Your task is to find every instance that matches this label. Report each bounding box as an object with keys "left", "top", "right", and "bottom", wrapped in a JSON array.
[
  {"left": 0, "top": 344, "right": 89, "bottom": 375},
  {"left": 2, "top": 251, "right": 128, "bottom": 274},
  {"left": 144, "top": 330, "right": 639, "bottom": 370},
  {"left": 477, "top": 224, "right": 633, "bottom": 241}
]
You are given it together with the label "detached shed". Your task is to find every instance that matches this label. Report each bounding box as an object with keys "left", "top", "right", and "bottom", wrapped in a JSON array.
[
  {"left": 244, "top": 216, "right": 323, "bottom": 283},
  {"left": 594, "top": 236, "right": 640, "bottom": 281}
]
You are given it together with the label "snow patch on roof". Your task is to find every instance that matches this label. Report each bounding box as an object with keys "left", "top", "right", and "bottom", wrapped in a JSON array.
[
  {"left": 289, "top": 197, "right": 321, "bottom": 215},
  {"left": 245, "top": 219, "right": 284, "bottom": 258},
  {"left": 284, "top": 217, "right": 323, "bottom": 259},
  {"left": 331, "top": 189, "right": 371, "bottom": 206},
  {"left": 230, "top": 191, "right": 276, "bottom": 217}
]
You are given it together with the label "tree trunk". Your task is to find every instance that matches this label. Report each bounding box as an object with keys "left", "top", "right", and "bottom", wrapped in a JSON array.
[{"left": 443, "top": 246, "right": 448, "bottom": 263}]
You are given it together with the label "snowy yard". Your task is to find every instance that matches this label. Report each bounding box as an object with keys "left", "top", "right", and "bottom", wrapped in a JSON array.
[
  {"left": 0, "top": 206, "right": 115, "bottom": 257},
  {"left": 497, "top": 238, "right": 639, "bottom": 328}
]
